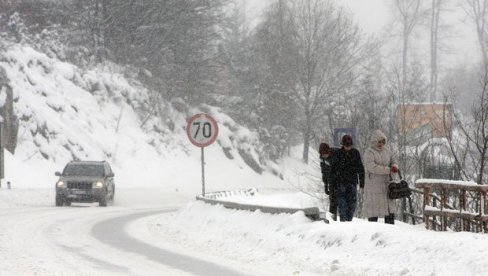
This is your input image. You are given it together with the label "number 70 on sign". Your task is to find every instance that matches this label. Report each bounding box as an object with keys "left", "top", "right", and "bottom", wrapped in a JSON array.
[{"left": 186, "top": 113, "right": 219, "bottom": 147}]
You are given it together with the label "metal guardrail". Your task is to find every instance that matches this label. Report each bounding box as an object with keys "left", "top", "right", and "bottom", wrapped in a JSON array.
[{"left": 196, "top": 189, "right": 321, "bottom": 221}]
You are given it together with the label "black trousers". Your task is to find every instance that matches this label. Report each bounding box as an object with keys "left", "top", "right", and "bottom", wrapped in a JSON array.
[
  {"left": 337, "top": 184, "right": 357, "bottom": 221},
  {"left": 329, "top": 184, "right": 337, "bottom": 215},
  {"left": 368, "top": 213, "right": 395, "bottom": 224}
]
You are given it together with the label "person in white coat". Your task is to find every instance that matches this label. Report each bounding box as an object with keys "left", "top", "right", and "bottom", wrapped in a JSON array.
[{"left": 361, "top": 129, "right": 398, "bottom": 224}]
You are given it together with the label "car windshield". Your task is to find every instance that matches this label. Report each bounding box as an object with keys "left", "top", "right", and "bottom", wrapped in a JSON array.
[{"left": 63, "top": 164, "right": 104, "bottom": 177}]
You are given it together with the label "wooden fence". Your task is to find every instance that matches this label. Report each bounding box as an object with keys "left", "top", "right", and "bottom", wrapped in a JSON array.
[
  {"left": 415, "top": 180, "right": 488, "bottom": 233},
  {"left": 400, "top": 188, "right": 424, "bottom": 225}
]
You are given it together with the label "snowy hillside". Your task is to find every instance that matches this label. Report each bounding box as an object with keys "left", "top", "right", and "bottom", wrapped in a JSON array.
[{"left": 0, "top": 43, "right": 308, "bottom": 195}]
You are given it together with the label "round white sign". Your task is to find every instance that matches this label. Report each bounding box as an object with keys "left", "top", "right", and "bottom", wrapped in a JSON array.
[{"left": 186, "top": 113, "right": 219, "bottom": 147}]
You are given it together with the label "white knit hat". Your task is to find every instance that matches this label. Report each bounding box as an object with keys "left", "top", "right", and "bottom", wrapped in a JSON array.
[{"left": 370, "top": 129, "right": 387, "bottom": 145}]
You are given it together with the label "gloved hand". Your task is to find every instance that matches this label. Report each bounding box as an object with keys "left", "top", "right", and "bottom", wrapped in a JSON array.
[
  {"left": 390, "top": 164, "right": 399, "bottom": 173},
  {"left": 324, "top": 185, "right": 330, "bottom": 195}
]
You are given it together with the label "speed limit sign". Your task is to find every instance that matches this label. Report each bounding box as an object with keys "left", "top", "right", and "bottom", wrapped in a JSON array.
[
  {"left": 187, "top": 113, "right": 219, "bottom": 196},
  {"left": 186, "top": 113, "right": 219, "bottom": 147}
]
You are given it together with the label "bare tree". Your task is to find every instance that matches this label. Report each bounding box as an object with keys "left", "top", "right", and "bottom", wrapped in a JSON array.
[
  {"left": 447, "top": 68, "right": 488, "bottom": 184},
  {"left": 465, "top": 71, "right": 488, "bottom": 184},
  {"left": 394, "top": 0, "right": 424, "bottom": 90},
  {"left": 289, "top": 0, "right": 369, "bottom": 163},
  {"left": 430, "top": 0, "right": 442, "bottom": 102},
  {"left": 250, "top": 0, "right": 370, "bottom": 163},
  {"left": 384, "top": 1, "right": 431, "bottom": 176},
  {"left": 464, "top": 0, "right": 488, "bottom": 68}
]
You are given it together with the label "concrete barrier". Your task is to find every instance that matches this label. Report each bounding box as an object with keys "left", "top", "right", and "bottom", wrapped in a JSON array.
[{"left": 196, "top": 189, "right": 321, "bottom": 221}]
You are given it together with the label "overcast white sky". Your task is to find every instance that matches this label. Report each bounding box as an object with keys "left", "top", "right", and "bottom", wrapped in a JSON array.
[
  {"left": 243, "top": 0, "right": 392, "bottom": 33},
  {"left": 340, "top": 0, "right": 479, "bottom": 67},
  {"left": 339, "top": 0, "right": 391, "bottom": 33}
]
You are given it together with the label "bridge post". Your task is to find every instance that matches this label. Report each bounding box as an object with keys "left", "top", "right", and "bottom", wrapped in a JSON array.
[
  {"left": 433, "top": 195, "right": 438, "bottom": 231},
  {"left": 481, "top": 191, "right": 487, "bottom": 233},
  {"left": 441, "top": 188, "right": 447, "bottom": 231},
  {"left": 408, "top": 196, "right": 415, "bottom": 225},
  {"left": 460, "top": 189, "right": 468, "bottom": 231},
  {"left": 424, "top": 187, "right": 431, "bottom": 230}
]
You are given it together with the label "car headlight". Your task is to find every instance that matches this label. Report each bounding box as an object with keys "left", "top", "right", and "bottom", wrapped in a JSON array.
[
  {"left": 56, "top": 181, "right": 65, "bottom": 188},
  {"left": 94, "top": 181, "right": 104, "bottom": 188}
]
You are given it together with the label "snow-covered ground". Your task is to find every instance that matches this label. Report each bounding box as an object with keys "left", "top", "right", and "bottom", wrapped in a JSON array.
[
  {"left": 2, "top": 42, "right": 488, "bottom": 276},
  {"left": 143, "top": 196, "right": 488, "bottom": 276},
  {"left": 2, "top": 186, "right": 488, "bottom": 276}
]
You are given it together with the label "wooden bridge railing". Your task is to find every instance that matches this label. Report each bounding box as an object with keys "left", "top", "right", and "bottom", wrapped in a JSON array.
[
  {"left": 401, "top": 187, "right": 425, "bottom": 224},
  {"left": 415, "top": 179, "right": 488, "bottom": 233}
]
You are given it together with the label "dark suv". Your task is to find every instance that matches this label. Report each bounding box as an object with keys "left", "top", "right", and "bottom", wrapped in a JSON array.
[{"left": 55, "top": 161, "right": 115, "bottom": 207}]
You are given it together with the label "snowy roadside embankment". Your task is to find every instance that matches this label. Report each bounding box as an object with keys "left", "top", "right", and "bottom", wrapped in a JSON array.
[
  {"left": 0, "top": 188, "right": 53, "bottom": 207},
  {"left": 136, "top": 199, "right": 488, "bottom": 276},
  {"left": 0, "top": 43, "right": 299, "bottom": 195}
]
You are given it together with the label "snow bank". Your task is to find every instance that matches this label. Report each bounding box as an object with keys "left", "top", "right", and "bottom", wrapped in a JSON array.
[{"left": 144, "top": 200, "right": 488, "bottom": 276}]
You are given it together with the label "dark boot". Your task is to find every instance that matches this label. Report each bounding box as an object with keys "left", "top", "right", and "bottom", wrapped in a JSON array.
[
  {"left": 330, "top": 213, "right": 337, "bottom": 221},
  {"left": 384, "top": 213, "right": 395, "bottom": 224},
  {"left": 368, "top": 217, "right": 378, "bottom": 222}
]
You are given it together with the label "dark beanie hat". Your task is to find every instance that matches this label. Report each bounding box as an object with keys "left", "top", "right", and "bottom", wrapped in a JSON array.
[
  {"left": 341, "top": 134, "right": 353, "bottom": 146},
  {"left": 319, "top": 143, "right": 330, "bottom": 154}
]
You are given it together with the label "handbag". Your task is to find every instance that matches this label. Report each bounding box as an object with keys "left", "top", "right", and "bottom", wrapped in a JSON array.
[{"left": 388, "top": 170, "right": 412, "bottom": 199}]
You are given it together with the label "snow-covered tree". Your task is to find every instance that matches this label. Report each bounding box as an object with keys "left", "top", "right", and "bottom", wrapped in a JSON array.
[{"left": 251, "top": 0, "right": 371, "bottom": 163}]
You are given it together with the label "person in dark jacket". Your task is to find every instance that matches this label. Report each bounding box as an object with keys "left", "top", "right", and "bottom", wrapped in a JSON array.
[
  {"left": 331, "top": 134, "right": 365, "bottom": 222},
  {"left": 319, "top": 143, "right": 338, "bottom": 221}
]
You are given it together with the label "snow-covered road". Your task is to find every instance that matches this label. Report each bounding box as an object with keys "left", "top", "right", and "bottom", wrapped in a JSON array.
[
  {"left": 0, "top": 188, "right": 256, "bottom": 276},
  {"left": 0, "top": 206, "right": 175, "bottom": 275},
  {"left": 4, "top": 188, "right": 488, "bottom": 276},
  {"left": 93, "top": 210, "right": 250, "bottom": 276}
]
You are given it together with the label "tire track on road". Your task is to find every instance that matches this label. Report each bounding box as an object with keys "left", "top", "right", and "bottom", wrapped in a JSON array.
[{"left": 92, "top": 210, "right": 252, "bottom": 276}]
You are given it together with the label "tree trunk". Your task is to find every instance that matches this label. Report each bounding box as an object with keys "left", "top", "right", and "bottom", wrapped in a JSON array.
[
  {"left": 468, "top": 0, "right": 488, "bottom": 68},
  {"left": 402, "top": 26, "right": 408, "bottom": 91},
  {"left": 479, "top": 150, "right": 485, "bottom": 184},
  {"left": 94, "top": 0, "right": 102, "bottom": 62},
  {"left": 430, "top": 0, "right": 441, "bottom": 102},
  {"left": 0, "top": 67, "right": 18, "bottom": 154},
  {"left": 302, "top": 114, "right": 311, "bottom": 164}
]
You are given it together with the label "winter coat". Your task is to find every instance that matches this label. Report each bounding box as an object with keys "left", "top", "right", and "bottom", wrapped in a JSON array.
[
  {"left": 362, "top": 130, "right": 398, "bottom": 218},
  {"left": 320, "top": 148, "right": 339, "bottom": 187},
  {"left": 331, "top": 147, "right": 365, "bottom": 188}
]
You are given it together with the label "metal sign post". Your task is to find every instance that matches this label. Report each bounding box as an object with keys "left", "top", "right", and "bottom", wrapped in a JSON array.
[
  {"left": 201, "top": 147, "right": 205, "bottom": 196},
  {"left": 0, "top": 121, "right": 3, "bottom": 184},
  {"left": 186, "top": 113, "right": 219, "bottom": 196}
]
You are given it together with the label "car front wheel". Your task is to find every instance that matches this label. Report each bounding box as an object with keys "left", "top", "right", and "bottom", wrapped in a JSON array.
[
  {"left": 55, "top": 195, "right": 63, "bottom": 207},
  {"left": 99, "top": 195, "right": 107, "bottom": 207}
]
